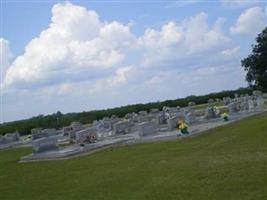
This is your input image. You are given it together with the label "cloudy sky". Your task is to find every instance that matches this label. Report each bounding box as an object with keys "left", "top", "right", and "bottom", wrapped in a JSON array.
[{"left": 1, "top": 0, "right": 267, "bottom": 122}]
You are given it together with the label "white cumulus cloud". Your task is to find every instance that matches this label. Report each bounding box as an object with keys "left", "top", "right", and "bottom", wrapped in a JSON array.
[
  {"left": 139, "top": 12, "right": 231, "bottom": 67},
  {"left": 230, "top": 6, "right": 267, "bottom": 35},
  {"left": 4, "top": 2, "right": 136, "bottom": 89}
]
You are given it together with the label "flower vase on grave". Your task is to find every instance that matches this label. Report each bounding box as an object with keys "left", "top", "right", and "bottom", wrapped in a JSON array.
[{"left": 177, "top": 120, "right": 189, "bottom": 135}]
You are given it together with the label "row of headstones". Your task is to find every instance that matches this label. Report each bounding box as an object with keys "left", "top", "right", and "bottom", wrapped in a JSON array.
[
  {"left": 227, "top": 95, "right": 265, "bottom": 114},
  {"left": 75, "top": 120, "right": 157, "bottom": 143},
  {"left": 31, "top": 106, "right": 223, "bottom": 154},
  {"left": 27, "top": 107, "right": 189, "bottom": 154},
  {"left": 76, "top": 105, "right": 198, "bottom": 139},
  {"left": 32, "top": 120, "right": 160, "bottom": 154},
  {"left": 29, "top": 99, "right": 252, "bottom": 153},
  {"left": 30, "top": 103, "right": 229, "bottom": 154},
  {"left": 89, "top": 108, "right": 175, "bottom": 137}
]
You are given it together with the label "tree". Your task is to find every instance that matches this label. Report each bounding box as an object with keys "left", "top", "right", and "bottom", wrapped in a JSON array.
[{"left": 241, "top": 27, "right": 267, "bottom": 90}]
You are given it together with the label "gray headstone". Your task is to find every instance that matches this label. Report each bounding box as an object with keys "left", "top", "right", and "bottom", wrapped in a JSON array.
[
  {"left": 185, "top": 111, "right": 196, "bottom": 124},
  {"left": 205, "top": 107, "right": 217, "bottom": 119},
  {"left": 62, "top": 126, "right": 72, "bottom": 136},
  {"left": 228, "top": 102, "right": 239, "bottom": 114},
  {"left": 248, "top": 99, "right": 254, "bottom": 110},
  {"left": 223, "top": 97, "right": 231, "bottom": 105},
  {"left": 4, "top": 132, "right": 20, "bottom": 143},
  {"left": 157, "top": 113, "right": 166, "bottom": 124},
  {"left": 75, "top": 127, "right": 97, "bottom": 143},
  {"left": 32, "top": 137, "right": 58, "bottom": 153},
  {"left": 138, "top": 121, "right": 158, "bottom": 136},
  {"left": 256, "top": 97, "right": 264, "bottom": 109},
  {"left": 113, "top": 121, "right": 132, "bottom": 135},
  {"left": 70, "top": 122, "right": 83, "bottom": 131}
]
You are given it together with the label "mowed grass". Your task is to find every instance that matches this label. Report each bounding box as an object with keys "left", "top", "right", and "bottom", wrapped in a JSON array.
[{"left": 0, "top": 113, "right": 267, "bottom": 200}]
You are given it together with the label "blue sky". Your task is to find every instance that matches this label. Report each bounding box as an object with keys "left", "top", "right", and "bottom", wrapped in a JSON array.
[{"left": 1, "top": 0, "right": 267, "bottom": 122}]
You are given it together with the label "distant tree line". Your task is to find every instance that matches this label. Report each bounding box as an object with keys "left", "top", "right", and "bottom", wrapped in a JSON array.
[{"left": 0, "top": 87, "right": 254, "bottom": 136}]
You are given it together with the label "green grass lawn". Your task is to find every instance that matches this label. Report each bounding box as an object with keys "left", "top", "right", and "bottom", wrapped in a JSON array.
[{"left": 1, "top": 112, "right": 267, "bottom": 200}]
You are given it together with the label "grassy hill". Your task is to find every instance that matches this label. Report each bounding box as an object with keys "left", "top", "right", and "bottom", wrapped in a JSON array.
[{"left": 0, "top": 112, "right": 266, "bottom": 200}]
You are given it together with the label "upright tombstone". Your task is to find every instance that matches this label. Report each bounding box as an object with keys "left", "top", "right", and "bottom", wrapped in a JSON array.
[
  {"left": 223, "top": 97, "right": 231, "bottom": 105},
  {"left": 62, "top": 126, "right": 72, "bottom": 136},
  {"left": 205, "top": 107, "right": 217, "bottom": 119},
  {"left": 75, "top": 127, "right": 97, "bottom": 144},
  {"left": 256, "top": 97, "right": 265, "bottom": 109},
  {"left": 156, "top": 112, "right": 166, "bottom": 125},
  {"left": 96, "top": 117, "right": 118, "bottom": 133},
  {"left": 4, "top": 132, "right": 20, "bottom": 143},
  {"left": 167, "top": 107, "right": 179, "bottom": 117},
  {"left": 228, "top": 102, "right": 238, "bottom": 114},
  {"left": 113, "top": 121, "right": 132, "bottom": 135},
  {"left": 185, "top": 103, "right": 196, "bottom": 124},
  {"left": 31, "top": 128, "right": 47, "bottom": 140},
  {"left": 248, "top": 99, "right": 255, "bottom": 111},
  {"left": 70, "top": 122, "right": 83, "bottom": 131},
  {"left": 185, "top": 111, "right": 196, "bottom": 124},
  {"left": 138, "top": 121, "right": 158, "bottom": 137},
  {"left": 240, "top": 101, "right": 249, "bottom": 111},
  {"left": 125, "top": 112, "right": 138, "bottom": 123},
  {"left": 32, "top": 137, "right": 58, "bottom": 153}
]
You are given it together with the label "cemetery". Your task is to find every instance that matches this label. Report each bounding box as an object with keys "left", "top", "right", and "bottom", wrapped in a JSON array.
[
  {"left": 1, "top": 111, "right": 267, "bottom": 200},
  {"left": 1, "top": 91, "right": 265, "bottom": 162},
  {"left": 2, "top": 2, "right": 267, "bottom": 199}
]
